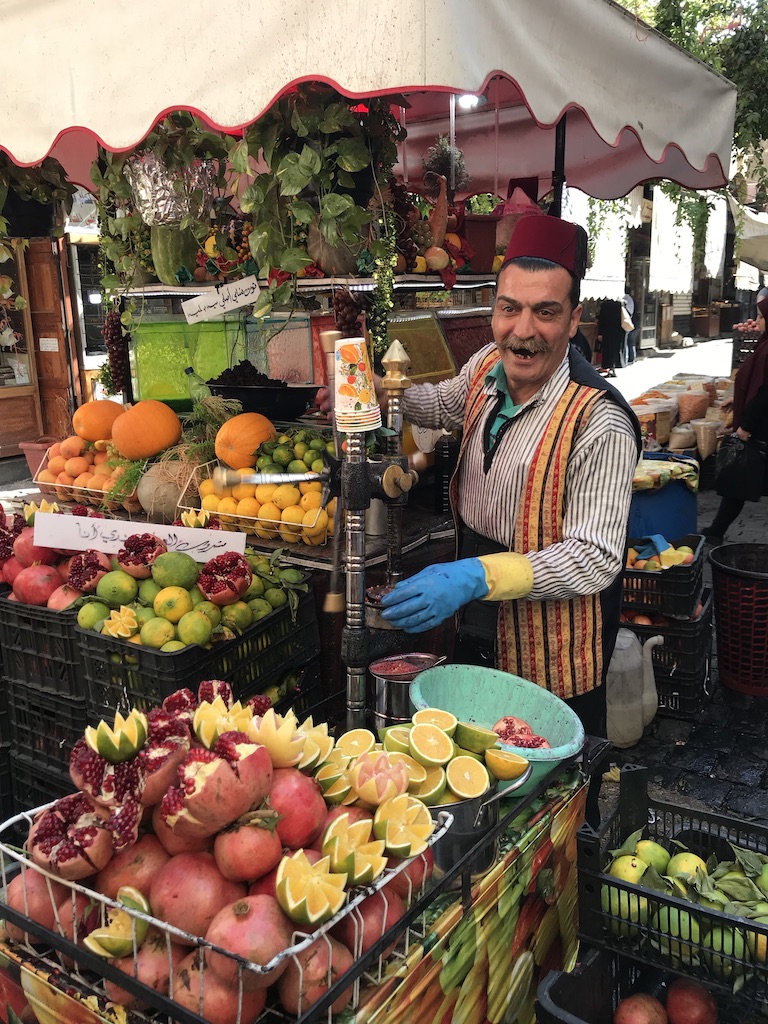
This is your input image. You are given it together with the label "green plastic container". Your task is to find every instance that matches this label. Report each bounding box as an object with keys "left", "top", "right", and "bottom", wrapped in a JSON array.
[{"left": 409, "top": 664, "right": 585, "bottom": 796}]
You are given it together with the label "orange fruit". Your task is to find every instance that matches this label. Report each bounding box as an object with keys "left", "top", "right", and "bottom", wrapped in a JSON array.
[
  {"left": 153, "top": 586, "right": 194, "bottom": 623},
  {"left": 272, "top": 484, "right": 301, "bottom": 510},
  {"left": 73, "top": 472, "right": 93, "bottom": 489},
  {"left": 91, "top": 463, "right": 112, "bottom": 477},
  {"left": 60, "top": 435, "right": 87, "bottom": 460},
  {"left": 217, "top": 497, "right": 238, "bottom": 516},
  {"left": 338, "top": 383, "right": 358, "bottom": 398},
  {"left": 93, "top": 450, "right": 110, "bottom": 466},
  {"left": 47, "top": 455, "right": 66, "bottom": 476},
  {"left": 64, "top": 456, "right": 90, "bottom": 477},
  {"left": 232, "top": 481, "right": 256, "bottom": 500},
  {"left": 302, "top": 508, "right": 328, "bottom": 539},
  {"left": 339, "top": 343, "right": 362, "bottom": 364},
  {"left": 36, "top": 469, "right": 57, "bottom": 484},
  {"left": 236, "top": 497, "right": 261, "bottom": 519},
  {"left": 299, "top": 491, "right": 323, "bottom": 512},
  {"left": 198, "top": 478, "right": 216, "bottom": 498},
  {"left": 445, "top": 756, "right": 490, "bottom": 800},
  {"left": 56, "top": 472, "right": 75, "bottom": 486},
  {"left": 47, "top": 442, "right": 61, "bottom": 459}
]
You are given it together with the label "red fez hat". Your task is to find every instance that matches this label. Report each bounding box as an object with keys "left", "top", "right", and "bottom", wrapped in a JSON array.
[{"left": 503, "top": 215, "right": 588, "bottom": 279}]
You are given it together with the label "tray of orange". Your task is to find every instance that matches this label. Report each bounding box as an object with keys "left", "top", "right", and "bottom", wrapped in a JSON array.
[
  {"left": 177, "top": 459, "right": 336, "bottom": 546},
  {"left": 33, "top": 436, "right": 144, "bottom": 514}
]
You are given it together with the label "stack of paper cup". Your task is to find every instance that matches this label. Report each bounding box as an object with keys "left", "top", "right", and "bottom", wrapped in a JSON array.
[{"left": 333, "top": 337, "right": 382, "bottom": 433}]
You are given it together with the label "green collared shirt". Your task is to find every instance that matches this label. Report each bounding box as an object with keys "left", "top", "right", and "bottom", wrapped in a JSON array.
[{"left": 485, "top": 361, "right": 523, "bottom": 445}]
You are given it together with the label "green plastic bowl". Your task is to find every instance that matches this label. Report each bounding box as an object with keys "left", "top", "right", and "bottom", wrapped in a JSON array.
[{"left": 409, "top": 664, "right": 585, "bottom": 796}]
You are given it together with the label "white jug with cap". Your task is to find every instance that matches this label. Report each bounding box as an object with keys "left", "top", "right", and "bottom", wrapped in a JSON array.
[{"left": 606, "top": 629, "right": 664, "bottom": 748}]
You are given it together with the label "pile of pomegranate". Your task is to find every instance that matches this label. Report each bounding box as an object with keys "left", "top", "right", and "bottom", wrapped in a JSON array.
[
  {"left": 493, "top": 715, "right": 551, "bottom": 749},
  {"left": 2, "top": 680, "right": 434, "bottom": 1023}
]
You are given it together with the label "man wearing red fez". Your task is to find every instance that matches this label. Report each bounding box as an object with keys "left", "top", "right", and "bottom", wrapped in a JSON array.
[{"left": 380, "top": 215, "right": 641, "bottom": 822}]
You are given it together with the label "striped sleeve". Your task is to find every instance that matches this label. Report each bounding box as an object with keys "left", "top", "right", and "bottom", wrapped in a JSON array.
[{"left": 526, "top": 400, "right": 638, "bottom": 600}]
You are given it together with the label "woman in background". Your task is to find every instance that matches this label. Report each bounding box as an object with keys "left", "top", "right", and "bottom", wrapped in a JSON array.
[
  {"left": 705, "top": 295, "right": 768, "bottom": 544},
  {"left": 596, "top": 299, "right": 623, "bottom": 377}
]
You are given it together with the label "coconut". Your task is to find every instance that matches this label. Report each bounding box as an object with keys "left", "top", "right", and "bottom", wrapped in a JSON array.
[{"left": 136, "top": 461, "right": 197, "bottom": 524}]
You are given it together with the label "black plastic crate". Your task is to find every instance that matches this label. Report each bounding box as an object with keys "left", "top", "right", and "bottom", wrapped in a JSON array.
[
  {"left": 78, "top": 588, "right": 321, "bottom": 719},
  {"left": 0, "top": 743, "right": 12, "bottom": 823},
  {"left": 0, "top": 595, "right": 82, "bottom": 697},
  {"left": 653, "top": 651, "right": 713, "bottom": 719},
  {"left": 10, "top": 750, "right": 74, "bottom": 815},
  {"left": 577, "top": 765, "right": 768, "bottom": 1009},
  {"left": 622, "top": 534, "right": 705, "bottom": 618},
  {"left": 7, "top": 677, "right": 88, "bottom": 774},
  {"left": 623, "top": 588, "right": 713, "bottom": 678},
  {"left": 536, "top": 947, "right": 740, "bottom": 1024},
  {"left": 0, "top": 679, "right": 9, "bottom": 745}
]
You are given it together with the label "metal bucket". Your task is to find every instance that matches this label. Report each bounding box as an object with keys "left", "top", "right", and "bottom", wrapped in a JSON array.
[
  {"left": 369, "top": 653, "right": 445, "bottom": 726},
  {"left": 429, "top": 782, "right": 502, "bottom": 882}
]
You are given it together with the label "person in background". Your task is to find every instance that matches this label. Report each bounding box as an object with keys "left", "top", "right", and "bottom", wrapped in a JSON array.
[
  {"left": 570, "top": 327, "right": 593, "bottom": 363},
  {"left": 596, "top": 298, "right": 624, "bottom": 377},
  {"left": 376, "top": 215, "right": 641, "bottom": 825},
  {"left": 705, "top": 295, "right": 768, "bottom": 544},
  {"left": 623, "top": 288, "right": 637, "bottom": 365}
]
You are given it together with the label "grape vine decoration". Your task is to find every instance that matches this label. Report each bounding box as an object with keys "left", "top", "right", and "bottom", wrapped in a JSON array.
[
  {"left": 101, "top": 310, "right": 130, "bottom": 395},
  {"left": 368, "top": 218, "right": 398, "bottom": 359}
]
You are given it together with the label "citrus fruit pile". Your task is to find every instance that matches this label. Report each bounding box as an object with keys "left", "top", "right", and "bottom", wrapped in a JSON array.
[
  {"left": 76, "top": 543, "right": 307, "bottom": 653},
  {"left": 197, "top": 426, "right": 338, "bottom": 545},
  {"left": 377, "top": 709, "right": 530, "bottom": 804}
]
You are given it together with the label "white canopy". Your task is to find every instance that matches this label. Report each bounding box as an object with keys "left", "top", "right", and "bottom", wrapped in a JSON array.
[
  {"left": 729, "top": 196, "right": 768, "bottom": 274},
  {"left": 2, "top": 0, "right": 736, "bottom": 199}
]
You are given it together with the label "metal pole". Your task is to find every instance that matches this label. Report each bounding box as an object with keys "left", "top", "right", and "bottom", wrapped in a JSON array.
[{"left": 552, "top": 114, "right": 567, "bottom": 217}]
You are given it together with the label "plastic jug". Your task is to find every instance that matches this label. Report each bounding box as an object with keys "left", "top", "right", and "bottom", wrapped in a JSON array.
[{"left": 606, "top": 629, "right": 663, "bottom": 748}]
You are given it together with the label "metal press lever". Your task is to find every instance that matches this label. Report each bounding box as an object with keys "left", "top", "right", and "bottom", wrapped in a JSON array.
[{"left": 213, "top": 466, "right": 329, "bottom": 490}]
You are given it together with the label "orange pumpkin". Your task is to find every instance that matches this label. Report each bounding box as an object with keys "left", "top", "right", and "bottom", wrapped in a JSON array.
[
  {"left": 110, "top": 400, "right": 183, "bottom": 461},
  {"left": 72, "top": 399, "right": 126, "bottom": 442},
  {"left": 214, "top": 413, "right": 276, "bottom": 469}
]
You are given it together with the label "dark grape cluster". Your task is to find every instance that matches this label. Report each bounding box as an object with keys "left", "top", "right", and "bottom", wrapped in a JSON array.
[
  {"left": 390, "top": 179, "right": 420, "bottom": 270},
  {"left": 209, "top": 360, "right": 286, "bottom": 388},
  {"left": 333, "top": 288, "right": 364, "bottom": 338},
  {"left": 409, "top": 219, "right": 434, "bottom": 256},
  {"left": 227, "top": 219, "right": 253, "bottom": 263},
  {"left": 101, "top": 311, "right": 129, "bottom": 394}
]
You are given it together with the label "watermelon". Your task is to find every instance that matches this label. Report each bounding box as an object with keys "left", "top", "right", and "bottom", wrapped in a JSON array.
[{"left": 150, "top": 226, "right": 199, "bottom": 285}]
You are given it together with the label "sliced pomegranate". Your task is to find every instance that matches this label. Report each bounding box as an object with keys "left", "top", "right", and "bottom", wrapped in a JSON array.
[
  {"left": 198, "top": 679, "right": 234, "bottom": 707},
  {"left": 116, "top": 533, "right": 168, "bottom": 579},
  {"left": 197, "top": 552, "right": 252, "bottom": 607},
  {"left": 139, "top": 708, "right": 191, "bottom": 807},
  {"left": 68, "top": 549, "right": 113, "bottom": 593},
  {"left": 28, "top": 793, "right": 114, "bottom": 880},
  {"left": 0, "top": 525, "right": 14, "bottom": 567},
  {"left": 493, "top": 716, "right": 550, "bottom": 748}
]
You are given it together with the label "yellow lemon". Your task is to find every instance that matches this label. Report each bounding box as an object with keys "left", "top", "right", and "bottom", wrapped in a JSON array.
[
  {"left": 299, "top": 491, "right": 323, "bottom": 512},
  {"left": 326, "top": 497, "right": 337, "bottom": 519},
  {"left": 154, "top": 586, "right": 194, "bottom": 623},
  {"left": 217, "top": 496, "right": 238, "bottom": 516},
  {"left": 199, "top": 478, "right": 216, "bottom": 498},
  {"left": 255, "top": 483, "right": 278, "bottom": 503},
  {"left": 272, "top": 484, "right": 301, "bottom": 510},
  {"left": 232, "top": 482, "right": 256, "bottom": 500},
  {"left": 200, "top": 493, "right": 221, "bottom": 512},
  {"left": 302, "top": 508, "right": 328, "bottom": 538},
  {"left": 281, "top": 505, "right": 305, "bottom": 530},
  {"left": 236, "top": 497, "right": 261, "bottom": 518},
  {"left": 299, "top": 480, "right": 323, "bottom": 495}
]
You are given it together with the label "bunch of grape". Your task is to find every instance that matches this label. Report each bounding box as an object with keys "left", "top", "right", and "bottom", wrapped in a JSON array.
[
  {"left": 389, "top": 179, "right": 420, "bottom": 270},
  {"left": 333, "top": 288, "right": 364, "bottom": 338},
  {"left": 409, "top": 219, "right": 434, "bottom": 256},
  {"left": 133, "top": 227, "right": 155, "bottom": 274},
  {"left": 101, "top": 311, "right": 129, "bottom": 394}
]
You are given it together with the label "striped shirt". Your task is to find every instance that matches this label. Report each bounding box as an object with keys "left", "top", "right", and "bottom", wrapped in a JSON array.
[{"left": 403, "top": 345, "right": 639, "bottom": 601}]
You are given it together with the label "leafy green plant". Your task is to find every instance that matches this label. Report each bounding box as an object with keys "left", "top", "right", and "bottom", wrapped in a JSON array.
[
  {"left": 465, "top": 193, "right": 503, "bottom": 215},
  {"left": 423, "top": 136, "right": 471, "bottom": 204}
]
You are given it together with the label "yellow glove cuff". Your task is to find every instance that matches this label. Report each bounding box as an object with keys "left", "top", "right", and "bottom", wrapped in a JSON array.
[{"left": 477, "top": 552, "right": 534, "bottom": 601}]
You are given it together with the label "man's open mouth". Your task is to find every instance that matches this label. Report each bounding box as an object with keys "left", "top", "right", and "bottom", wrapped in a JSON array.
[{"left": 508, "top": 347, "right": 538, "bottom": 359}]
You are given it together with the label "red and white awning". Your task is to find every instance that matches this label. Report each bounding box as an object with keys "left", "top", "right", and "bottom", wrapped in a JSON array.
[{"left": 2, "top": 0, "right": 735, "bottom": 199}]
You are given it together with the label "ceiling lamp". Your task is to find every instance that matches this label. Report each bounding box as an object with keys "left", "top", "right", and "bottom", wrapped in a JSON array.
[{"left": 457, "top": 93, "right": 487, "bottom": 111}]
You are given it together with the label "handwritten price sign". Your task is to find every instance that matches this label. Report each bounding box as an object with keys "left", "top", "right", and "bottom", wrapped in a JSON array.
[
  {"left": 33, "top": 512, "right": 246, "bottom": 557},
  {"left": 181, "top": 276, "right": 261, "bottom": 324}
]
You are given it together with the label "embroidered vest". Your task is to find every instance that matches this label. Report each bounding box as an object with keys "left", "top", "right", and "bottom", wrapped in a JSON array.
[{"left": 450, "top": 349, "right": 634, "bottom": 699}]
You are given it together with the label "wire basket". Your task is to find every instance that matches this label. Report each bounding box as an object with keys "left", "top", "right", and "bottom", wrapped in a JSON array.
[
  {"left": 177, "top": 460, "right": 332, "bottom": 547},
  {"left": 0, "top": 803, "right": 451, "bottom": 1024},
  {"left": 33, "top": 446, "right": 144, "bottom": 514},
  {"left": 710, "top": 544, "right": 768, "bottom": 695}
]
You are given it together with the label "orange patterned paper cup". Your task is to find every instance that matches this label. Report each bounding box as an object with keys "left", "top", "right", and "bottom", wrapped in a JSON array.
[{"left": 334, "top": 337, "right": 379, "bottom": 416}]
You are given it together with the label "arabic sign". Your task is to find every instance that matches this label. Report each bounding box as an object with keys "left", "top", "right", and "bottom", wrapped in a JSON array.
[
  {"left": 181, "top": 276, "right": 261, "bottom": 324},
  {"left": 33, "top": 512, "right": 246, "bottom": 557}
]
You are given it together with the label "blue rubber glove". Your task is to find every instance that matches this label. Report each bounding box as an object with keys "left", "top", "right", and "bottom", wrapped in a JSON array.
[{"left": 379, "top": 559, "right": 489, "bottom": 633}]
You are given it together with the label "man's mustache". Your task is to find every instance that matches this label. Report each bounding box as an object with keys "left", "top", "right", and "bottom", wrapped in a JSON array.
[{"left": 500, "top": 336, "right": 549, "bottom": 355}]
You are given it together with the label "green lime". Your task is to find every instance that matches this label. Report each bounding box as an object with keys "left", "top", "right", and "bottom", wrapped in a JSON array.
[
  {"left": 302, "top": 449, "right": 317, "bottom": 467},
  {"left": 96, "top": 571, "right": 139, "bottom": 607},
  {"left": 310, "top": 438, "right": 326, "bottom": 452},
  {"left": 293, "top": 442, "right": 308, "bottom": 459},
  {"left": 133, "top": 605, "right": 157, "bottom": 627},
  {"left": 140, "top": 618, "right": 176, "bottom": 649},
  {"left": 453, "top": 722, "right": 500, "bottom": 754},
  {"left": 161, "top": 640, "right": 186, "bottom": 652},
  {"left": 261, "top": 440, "right": 279, "bottom": 454},
  {"left": 261, "top": 463, "right": 283, "bottom": 475},
  {"left": 176, "top": 609, "right": 214, "bottom": 646},
  {"left": 311, "top": 459, "right": 325, "bottom": 474},
  {"left": 244, "top": 575, "right": 265, "bottom": 599},
  {"left": 187, "top": 585, "right": 205, "bottom": 607},
  {"left": 326, "top": 441, "right": 336, "bottom": 454},
  {"left": 278, "top": 568, "right": 304, "bottom": 584},
  {"left": 272, "top": 446, "right": 294, "bottom": 467},
  {"left": 256, "top": 454, "right": 275, "bottom": 469},
  {"left": 220, "top": 601, "right": 253, "bottom": 631},
  {"left": 150, "top": 552, "right": 200, "bottom": 590},
  {"left": 288, "top": 460, "right": 309, "bottom": 474},
  {"left": 196, "top": 601, "right": 222, "bottom": 628},
  {"left": 264, "top": 587, "right": 288, "bottom": 609},
  {"left": 248, "top": 597, "right": 274, "bottom": 620},
  {"left": 137, "top": 579, "right": 162, "bottom": 607},
  {"left": 77, "top": 601, "right": 111, "bottom": 631}
]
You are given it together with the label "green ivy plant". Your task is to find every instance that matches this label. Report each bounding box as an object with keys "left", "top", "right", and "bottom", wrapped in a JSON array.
[
  {"left": 234, "top": 84, "right": 404, "bottom": 318},
  {"left": 585, "top": 196, "right": 631, "bottom": 266},
  {"left": 657, "top": 183, "right": 718, "bottom": 272}
]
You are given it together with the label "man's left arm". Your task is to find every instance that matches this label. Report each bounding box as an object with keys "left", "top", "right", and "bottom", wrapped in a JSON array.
[{"left": 523, "top": 403, "right": 638, "bottom": 601}]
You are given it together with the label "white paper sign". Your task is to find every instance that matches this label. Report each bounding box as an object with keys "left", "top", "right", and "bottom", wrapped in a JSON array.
[
  {"left": 33, "top": 512, "right": 246, "bottom": 557},
  {"left": 181, "top": 276, "right": 261, "bottom": 324},
  {"left": 39, "top": 337, "right": 59, "bottom": 352}
]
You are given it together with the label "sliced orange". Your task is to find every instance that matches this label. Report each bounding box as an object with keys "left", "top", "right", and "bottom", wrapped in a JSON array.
[
  {"left": 373, "top": 794, "right": 435, "bottom": 858},
  {"left": 322, "top": 814, "right": 387, "bottom": 884},
  {"left": 381, "top": 725, "right": 413, "bottom": 755},
  {"left": 348, "top": 751, "right": 409, "bottom": 806},
  {"left": 412, "top": 708, "right": 458, "bottom": 737},
  {"left": 335, "top": 728, "right": 377, "bottom": 758},
  {"left": 408, "top": 723, "right": 454, "bottom": 768},
  {"left": 484, "top": 748, "right": 529, "bottom": 781},
  {"left": 445, "top": 756, "right": 491, "bottom": 800},
  {"left": 410, "top": 766, "right": 447, "bottom": 806},
  {"left": 388, "top": 752, "right": 428, "bottom": 786},
  {"left": 276, "top": 851, "right": 347, "bottom": 926}
]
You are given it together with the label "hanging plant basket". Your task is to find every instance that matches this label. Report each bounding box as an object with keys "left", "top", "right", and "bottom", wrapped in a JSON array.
[{"left": 124, "top": 151, "right": 215, "bottom": 226}]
